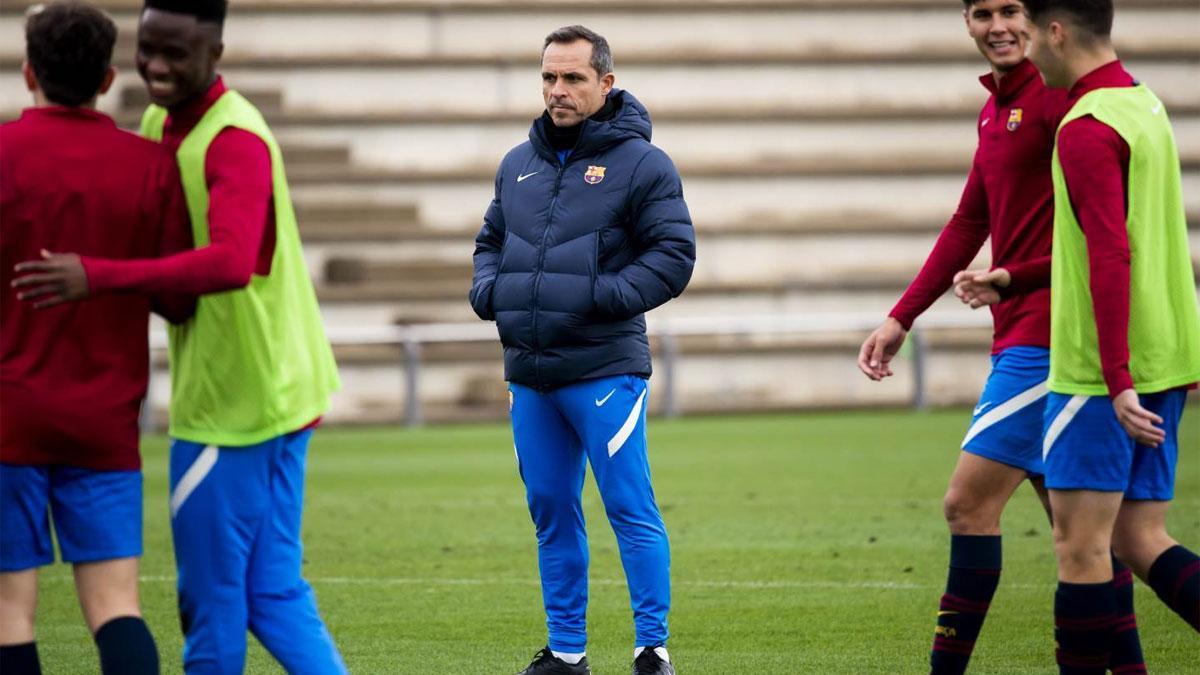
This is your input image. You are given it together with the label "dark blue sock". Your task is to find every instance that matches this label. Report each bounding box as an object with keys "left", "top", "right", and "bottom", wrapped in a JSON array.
[
  {"left": 1055, "top": 581, "right": 1115, "bottom": 675},
  {"left": 94, "top": 616, "right": 159, "bottom": 675},
  {"left": 0, "top": 642, "right": 41, "bottom": 675},
  {"left": 930, "top": 534, "right": 1002, "bottom": 675},
  {"left": 1147, "top": 544, "right": 1200, "bottom": 632},
  {"left": 1109, "top": 554, "right": 1146, "bottom": 674}
]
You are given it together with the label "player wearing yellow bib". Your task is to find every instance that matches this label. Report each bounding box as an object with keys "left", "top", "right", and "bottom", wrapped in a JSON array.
[{"left": 1021, "top": 0, "right": 1200, "bottom": 671}]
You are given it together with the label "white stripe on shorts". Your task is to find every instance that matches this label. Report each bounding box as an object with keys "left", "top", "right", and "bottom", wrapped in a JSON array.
[
  {"left": 169, "top": 445, "right": 218, "bottom": 518},
  {"left": 607, "top": 388, "right": 647, "bottom": 457},
  {"left": 961, "top": 382, "right": 1049, "bottom": 448},
  {"left": 1042, "top": 395, "right": 1089, "bottom": 461}
]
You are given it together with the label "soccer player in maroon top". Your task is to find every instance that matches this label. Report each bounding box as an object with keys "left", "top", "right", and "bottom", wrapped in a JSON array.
[
  {"left": 856, "top": 1, "right": 1147, "bottom": 672},
  {"left": 0, "top": 3, "right": 192, "bottom": 674},
  {"left": 961, "top": 0, "right": 1200, "bottom": 662}
]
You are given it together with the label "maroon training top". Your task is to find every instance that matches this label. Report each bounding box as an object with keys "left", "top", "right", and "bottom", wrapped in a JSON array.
[
  {"left": 890, "top": 58, "right": 1066, "bottom": 354},
  {"left": 1, "top": 106, "right": 193, "bottom": 470}
]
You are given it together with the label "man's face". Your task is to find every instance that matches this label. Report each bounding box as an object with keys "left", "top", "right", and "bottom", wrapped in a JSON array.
[
  {"left": 965, "top": 0, "right": 1029, "bottom": 73},
  {"left": 541, "top": 40, "right": 614, "bottom": 127},
  {"left": 136, "top": 8, "right": 222, "bottom": 108},
  {"left": 1026, "top": 18, "right": 1069, "bottom": 87}
]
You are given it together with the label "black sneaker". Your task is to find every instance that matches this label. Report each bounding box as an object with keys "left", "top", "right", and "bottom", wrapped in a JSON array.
[
  {"left": 517, "top": 647, "right": 591, "bottom": 675},
  {"left": 633, "top": 647, "right": 675, "bottom": 675}
]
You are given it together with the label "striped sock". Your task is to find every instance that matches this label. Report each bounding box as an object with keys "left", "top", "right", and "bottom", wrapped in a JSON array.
[
  {"left": 1147, "top": 544, "right": 1200, "bottom": 632},
  {"left": 930, "top": 535, "right": 1001, "bottom": 675},
  {"left": 1055, "top": 581, "right": 1116, "bottom": 675},
  {"left": 1109, "top": 555, "right": 1146, "bottom": 674}
]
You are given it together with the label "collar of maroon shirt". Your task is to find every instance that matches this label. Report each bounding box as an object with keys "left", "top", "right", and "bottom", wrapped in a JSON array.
[
  {"left": 978, "top": 57, "right": 1040, "bottom": 104},
  {"left": 162, "top": 75, "right": 228, "bottom": 143},
  {"left": 20, "top": 105, "right": 116, "bottom": 128},
  {"left": 1066, "top": 59, "right": 1136, "bottom": 108}
]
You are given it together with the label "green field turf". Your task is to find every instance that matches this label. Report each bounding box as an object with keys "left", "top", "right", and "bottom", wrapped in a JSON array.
[{"left": 29, "top": 406, "right": 1199, "bottom": 674}]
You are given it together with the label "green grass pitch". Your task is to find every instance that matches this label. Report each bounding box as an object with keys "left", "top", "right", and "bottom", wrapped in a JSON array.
[{"left": 30, "top": 406, "right": 1199, "bottom": 673}]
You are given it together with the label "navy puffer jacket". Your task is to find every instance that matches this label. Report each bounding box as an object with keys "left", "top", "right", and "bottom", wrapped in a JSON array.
[{"left": 469, "top": 89, "right": 696, "bottom": 391}]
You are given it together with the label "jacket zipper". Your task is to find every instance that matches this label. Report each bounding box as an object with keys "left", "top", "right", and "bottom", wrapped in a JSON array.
[{"left": 531, "top": 159, "right": 567, "bottom": 389}]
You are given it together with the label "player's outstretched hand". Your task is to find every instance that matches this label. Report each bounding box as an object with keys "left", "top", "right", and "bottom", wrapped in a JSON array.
[
  {"left": 857, "top": 317, "right": 907, "bottom": 381},
  {"left": 953, "top": 268, "right": 1010, "bottom": 309},
  {"left": 1112, "top": 388, "right": 1166, "bottom": 448},
  {"left": 11, "top": 250, "right": 89, "bottom": 309}
]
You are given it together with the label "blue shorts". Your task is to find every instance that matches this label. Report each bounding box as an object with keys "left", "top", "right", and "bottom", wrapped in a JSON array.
[
  {"left": 1042, "top": 390, "right": 1187, "bottom": 500},
  {"left": 961, "top": 346, "right": 1050, "bottom": 475},
  {"left": 0, "top": 464, "right": 142, "bottom": 572}
]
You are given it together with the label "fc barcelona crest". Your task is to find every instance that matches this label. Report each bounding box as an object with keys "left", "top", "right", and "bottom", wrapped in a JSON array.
[
  {"left": 584, "top": 165, "right": 606, "bottom": 185},
  {"left": 1007, "top": 108, "right": 1023, "bottom": 132}
]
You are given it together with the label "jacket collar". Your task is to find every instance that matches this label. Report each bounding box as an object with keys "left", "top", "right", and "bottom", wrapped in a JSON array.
[{"left": 529, "top": 89, "right": 652, "bottom": 164}]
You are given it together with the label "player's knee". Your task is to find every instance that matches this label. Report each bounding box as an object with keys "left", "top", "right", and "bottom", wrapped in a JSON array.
[
  {"left": 942, "top": 488, "right": 998, "bottom": 533},
  {"left": 1053, "top": 530, "right": 1109, "bottom": 572},
  {"left": 1111, "top": 527, "right": 1174, "bottom": 572},
  {"left": 525, "top": 484, "right": 576, "bottom": 516}
]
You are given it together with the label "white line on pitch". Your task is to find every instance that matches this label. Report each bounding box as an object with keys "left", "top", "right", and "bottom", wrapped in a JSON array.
[{"left": 41, "top": 574, "right": 1074, "bottom": 592}]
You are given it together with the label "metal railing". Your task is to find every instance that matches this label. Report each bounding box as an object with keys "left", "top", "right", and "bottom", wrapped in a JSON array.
[{"left": 146, "top": 311, "right": 991, "bottom": 429}]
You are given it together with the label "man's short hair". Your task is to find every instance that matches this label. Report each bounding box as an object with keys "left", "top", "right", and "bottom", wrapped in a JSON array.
[
  {"left": 25, "top": 1, "right": 117, "bottom": 107},
  {"left": 1023, "top": 0, "right": 1113, "bottom": 39},
  {"left": 960, "top": 0, "right": 1025, "bottom": 9},
  {"left": 543, "top": 25, "right": 614, "bottom": 76},
  {"left": 142, "top": 0, "right": 227, "bottom": 25}
]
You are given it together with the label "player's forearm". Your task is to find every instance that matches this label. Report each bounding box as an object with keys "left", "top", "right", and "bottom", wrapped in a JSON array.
[
  {"left": 889, "top": 217, "right": 989, "bottom": 328},
  {"left": 82, "top": 244, "right": 254, "bottom": 296},
  {"left": 1001, "top": 255, "right": 1052, "bottom": 297}
]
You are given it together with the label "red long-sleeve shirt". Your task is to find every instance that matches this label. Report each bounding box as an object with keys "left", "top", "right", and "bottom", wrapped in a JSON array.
[
  {"left": 82, "top": 77, "right": 277, "bottom": 295},
  {"left": 890, "top": 59, "right": 1066, "bottom": 354},
  {"left": 1, "top": 107, "right": 193, "bottom": 470},
  {"left": 1056, "top": 61, "right": 1138, "bottom": 397}
]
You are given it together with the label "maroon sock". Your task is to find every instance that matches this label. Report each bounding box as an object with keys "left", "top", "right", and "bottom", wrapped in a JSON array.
[
  {"left": 1147, "top": 545, "right": 1200, "bottom": 632},
  {"left": 1055, "top": 581, "right": 1116, "bottom": 675},
  {"left": 1109, "top": 555, "right": 1146, "bottom": 674},
  {"left": 930, "top": 535, "right": 1001, "bottom": 675}
]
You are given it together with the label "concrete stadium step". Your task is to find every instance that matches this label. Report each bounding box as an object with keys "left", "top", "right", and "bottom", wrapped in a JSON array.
[
  {"left": 314, "top": 284, "right": 994, "bottom": 325},
  {"left": 289, "top": 173, "right": 1200, "bottom": 232},
  {"left": 315, "top": 273, "right": 938, "bottom": 304},
  {"left": 310, "top": 231, "right": 980, "bottom": 287},
  {"left": 4, "top": 3, "right": 1193, "bottom": 66},
  {"left": 294, "top": 202, "right": 422, "bottom": 242},
  {"left": 118, "top": 86, "right": 285, "bottom": 118},
  {"left": 12, "top": 0, "right": 1190, "bottom": 10},
  {"left": 273, "top": 116, "right": 1200, "bottom": 176},
  {"left": 96, "top": 100, "right": 1200, "bottom": 130},
  {"left": 11, "top": 59, "right": 1192, "bottom": 123},
  {"left": 115, "top": 60, "right": 1200, "bottom": 119},
  {"left": 280, "top": 147, "right": 1200, "bottom": 184}
]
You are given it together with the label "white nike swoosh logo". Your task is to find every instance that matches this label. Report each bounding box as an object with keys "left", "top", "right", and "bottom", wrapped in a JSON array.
[
  {"left": 981, "top": 118, "right": 990, "bottom": 127},
  {"left": 595, "top": 389, "right": 616, "bottom": 407},
  {"left": 974, "top": 402, "right": 992, "bottom": 416},
  {"left": 516, "top": 172, "right": 539, "bottom": 183},
  {"left": 1151, "top": 104, "right": 1162, "bottom": 114}
]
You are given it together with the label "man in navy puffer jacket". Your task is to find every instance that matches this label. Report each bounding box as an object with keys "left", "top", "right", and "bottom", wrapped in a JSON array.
[{"left": 470, "top": 25, "right": 694, "bottom": 675}]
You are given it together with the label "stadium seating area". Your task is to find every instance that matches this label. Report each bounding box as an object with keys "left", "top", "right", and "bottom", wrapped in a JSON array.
[{"left": 2, "top": 0, "right": 1197, "bottom": 423}]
